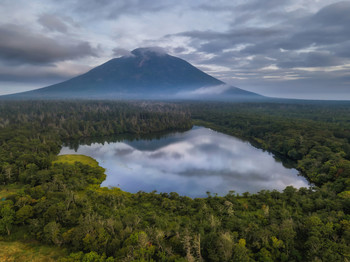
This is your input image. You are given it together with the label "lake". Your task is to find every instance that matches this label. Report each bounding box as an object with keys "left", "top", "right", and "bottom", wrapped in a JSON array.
[{"left": 60, "top": 126, "right": 309, "bottom": 198}]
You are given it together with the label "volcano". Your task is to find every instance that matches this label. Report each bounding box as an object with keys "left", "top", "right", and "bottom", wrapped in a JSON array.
[{"left": 3, "top": 47, "right": 262, "bottom": 100}]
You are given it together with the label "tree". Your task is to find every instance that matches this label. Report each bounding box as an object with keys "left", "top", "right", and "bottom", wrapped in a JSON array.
[
  {"left": 44, "top": 221, "right": 63, "bottom": 246},
  {"left": 16, "top": 205, "right": 34, "bottom": 224},
  {"left": 233, "top": 239, "right": 252, "bottom": 262},
  {"left": 0, "top": 201, "right": 15, "bottom": 235}
]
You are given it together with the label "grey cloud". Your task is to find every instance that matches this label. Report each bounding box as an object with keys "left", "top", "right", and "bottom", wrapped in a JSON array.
[
  {"left": 177, "top": 30, "right": 224, "bottom": 40},
  {"left": 149, "top": 151, "right": 166, "bottom": 159},
  {"left": 171, "top": 47, "right": 187, "bottom": 54},
  {"left": 313, "top": 1, "right": 350, "bottom": 25},
  {"left": 177, "top": 168, "right": 270, "bottom": 182},
  {"left": 67, "top": 0, "right": 175, "bottom": 19},
  {"left": 0, "top": 67, "right": 63, "bottom": 82},
  {"left": 280, "top": 28, "right": 350, "bottom": 51},
  {"left": 197, "top": 3, "right": 235, "bottom": 12},
  {"left": 131, "top": 46, "right": 167, "bottom": 56},
  {"left": 38, "top": 14, "right": 68, "bottom": 33},
  {"left": 171, "top": 152, "right": 182, "bottom": 159},
  {"left": 277, "top": 51, "right": 345, "bottom": 68},
  {"left": 278, "top": 2, "right": 350, "bottom": 50},
  {"left": 0, "top": 24, "right": 98, "bottom": 65},
  {"left": 192, "top": 143, "right": 223, "bottom": 154},
  {"left": 114, "top": 148, "right": 134, "bottom": 156},
  {"left": 335, "top": 42, "right": 350, "bottom": 58},
  {"left": 176, "top": 27, "right": 286, "bottom": 54},
  {"left": 235, "top": 0, "right": 293, "bottom": 12},
  {"left": 112, "top": 48, "right": 132, "bottom": 57},
  {"left": 0, "top": 63, "right": 91, "bottom": 83},
  {"left": 159, "top": 1, "right": 350, "bottom": 98},
  {"left": 198, "top": 0, "right": 293, "bottom": 16},
  {"left": 149, "top": 151, "right": 182, "bottom": 159},
  {"left": 230, "top": 0, "right": 303, "bottom": 26},
  {"left": 168, "top": 1, "right": 350, "bottom": 77}
]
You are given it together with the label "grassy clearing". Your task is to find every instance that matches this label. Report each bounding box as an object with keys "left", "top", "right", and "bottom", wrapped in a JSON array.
[
  {"left": 53, "top": 154, "right": 99, "bottom": 167},
  {"left": 0, "top": 239, "right": 68, "bottom": 262}
]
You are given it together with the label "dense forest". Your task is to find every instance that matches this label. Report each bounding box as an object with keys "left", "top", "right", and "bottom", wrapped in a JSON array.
[{"left": 0, "top": 100, "right": 349, "bottom": 261}]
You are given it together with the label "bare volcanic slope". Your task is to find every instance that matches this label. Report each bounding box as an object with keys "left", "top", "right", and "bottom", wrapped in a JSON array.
[{"left": 3, "top": 48, "right": 262, "bottom": 100}]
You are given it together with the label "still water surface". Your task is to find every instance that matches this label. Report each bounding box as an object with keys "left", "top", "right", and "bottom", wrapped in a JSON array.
[{"left": 60, "top": 126, "right": 308, "bottom": 197}]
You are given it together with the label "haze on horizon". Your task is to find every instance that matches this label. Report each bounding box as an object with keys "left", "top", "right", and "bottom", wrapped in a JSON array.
[{"left": 0, "top": 0, "right": 349, "bottom": 100}]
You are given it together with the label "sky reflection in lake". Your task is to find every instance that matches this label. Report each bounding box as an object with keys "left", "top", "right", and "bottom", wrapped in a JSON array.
[{"left": 60, "top": 127, "right": 309, "bottom": 198}]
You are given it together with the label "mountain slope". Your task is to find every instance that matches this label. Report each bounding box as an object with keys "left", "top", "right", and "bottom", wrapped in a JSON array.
[{"left": 3, "top": 48, "right": 262, "bottom": 100}]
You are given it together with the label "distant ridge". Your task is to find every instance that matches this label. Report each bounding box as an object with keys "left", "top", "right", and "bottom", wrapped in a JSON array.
[{"left": 2, "top": 47, "right": 262, "bottom": 100}]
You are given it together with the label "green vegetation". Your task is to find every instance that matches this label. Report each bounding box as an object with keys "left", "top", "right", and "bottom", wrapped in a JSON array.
[
  {"left": 0, "top": 185, "right": 22, "bottom": 199},
  {"left": 53, "top": 155, "right": 99, "bottom": 168},
  {"left": 0, "top": 100, "right": 349, "bottom": 261},
  {"left": 0, "top": 239, "right": 67, "bottom": 262}
]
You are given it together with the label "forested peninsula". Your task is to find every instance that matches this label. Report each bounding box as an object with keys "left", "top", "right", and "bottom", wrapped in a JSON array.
[{"left": 0, "top": 100, "right": 349, "bottom": 261}]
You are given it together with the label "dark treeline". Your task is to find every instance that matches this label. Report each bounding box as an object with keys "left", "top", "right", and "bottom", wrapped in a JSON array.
[
  {"left": 0, "top": 100, "right": 349, "bottom": 261},
  {"left": 0, "top": 100, "right": 192, "bottom": 138}
]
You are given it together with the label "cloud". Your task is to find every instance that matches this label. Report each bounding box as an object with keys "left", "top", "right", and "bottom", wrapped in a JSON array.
[
  {"left": 66, "top": 0, "right": 175, "bottom": 20},
  {"left": 112, "top": 48, "right": 133, "bottom": 57},
  {"left": 131, "top": 46, "right": 167, "bottom": 56},
  {"left": 38, "top": 14, "right": 69, "bottom": 33},
  {"left": 0, "top": 61, "right": 92, "bottom": 82},
  {"left": 186, "top": 84, "right": 231, "bottom": 96},
  {"left": 277, "top": 51, "right": 346, "bottom": 68},
  {"left": 313, "top": 1, "right": 350, "bottom": 25},
  {"left": 0, "top": 24, "right": 98, "bottom": 65},
  {"left": 157, "top": 1, "right": 350, "bottom": 98}
]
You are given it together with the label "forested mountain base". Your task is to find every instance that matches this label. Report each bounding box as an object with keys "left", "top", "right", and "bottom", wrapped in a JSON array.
[{"left": 0, "top": 100, "right": 349, "bottom": 261}]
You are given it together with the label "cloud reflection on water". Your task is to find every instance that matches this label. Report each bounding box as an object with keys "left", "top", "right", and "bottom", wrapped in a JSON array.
[{"left": 60, "top": 127, "right": 309, "bottom": 197}]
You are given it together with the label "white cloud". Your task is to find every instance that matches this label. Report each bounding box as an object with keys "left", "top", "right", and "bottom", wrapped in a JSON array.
[{"left": 187, "top": 84, "right": 231, "bottom": 95}]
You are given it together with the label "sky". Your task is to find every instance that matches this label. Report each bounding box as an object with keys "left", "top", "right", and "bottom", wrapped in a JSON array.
[{"left": 0, "top": 0, "right": 350, "bottom": 99}]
